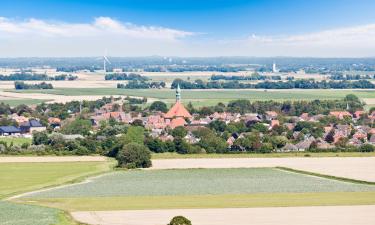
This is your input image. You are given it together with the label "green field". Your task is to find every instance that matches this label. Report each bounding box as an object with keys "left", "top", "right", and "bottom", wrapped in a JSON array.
[
  {"left": 18, "top": 168, "right": 375, "bottom": 211},
  {"left": 8, "top": 88, "right": 375, "bottom": 104},
  {"left": 0, "top": 99, "right": 48, "bottom": 106},
  {"left": 0, "top": 161, "right": 112, "bottom": 199},
  {"left": 0, "top": 201, "right": 73, "bottom": 225},
  {"left": 152, "top": 152, "right": 375, "bottom": 159},
  {"left": 0, "top": 160, "right": 113, "bottom": 225},
  {"left": 0, "top": 137, "right": 32, "bottom": 146}
]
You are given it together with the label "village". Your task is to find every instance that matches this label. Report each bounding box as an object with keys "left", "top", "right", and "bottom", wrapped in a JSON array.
[{"left": 1, "top": 85, "right": 374, "bottom": 155}]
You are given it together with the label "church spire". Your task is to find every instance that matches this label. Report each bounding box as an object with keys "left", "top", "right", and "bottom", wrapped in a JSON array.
[{"left": 176, "top": 84, "right": 181, "bottom": 102}]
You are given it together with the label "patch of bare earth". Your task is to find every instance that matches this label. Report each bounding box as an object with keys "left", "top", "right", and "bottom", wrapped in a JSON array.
[
  {"left": 71, "top": 205, "right": 375, "bottom": 225},
  {"left": 151, "top": 157, "right": 375, "bottom": 182},
  {"left": 0, "top": 156, "right": 107, "bottom": 163}
]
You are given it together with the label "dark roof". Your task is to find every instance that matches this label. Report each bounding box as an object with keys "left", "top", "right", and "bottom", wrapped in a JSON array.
[
  {"left": 20, "top": 119, "right": 44, "bottom": 128},
  {"left": 0, "top": 126, "right": 21, "bottom": 133}
]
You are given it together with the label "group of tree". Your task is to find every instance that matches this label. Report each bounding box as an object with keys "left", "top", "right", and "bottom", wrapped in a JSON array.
[
  {"left": 117, "top": 81, "right": 166, "bottom": 89},
  {"left": 211, "top": 74, "right": 281, "bottom": 81},
  {"left": 171, "top": 79, "right": 375, "bottom": 89},
  {"left": 105, "top": 73, "right": 149, "bottom": 81},
  {"left": 14, "top": 81, "right": 53, "bottom": 90},
  {"left": 329, "top": 74, "right": 374, "bottom": 80},
  {"left": 0, "top": 73, "right": 77, "bottom": 81}
]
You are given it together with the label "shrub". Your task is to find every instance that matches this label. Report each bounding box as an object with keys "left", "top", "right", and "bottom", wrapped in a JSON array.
[
  {"left": 116, "top": 143, "right": 152, "bottom": 168},
  {"left": 168, "top": 216, "right": 192, "bottom": 225},
  {"left": 359, "top": 144, "right": 375, "bottom": 152}
]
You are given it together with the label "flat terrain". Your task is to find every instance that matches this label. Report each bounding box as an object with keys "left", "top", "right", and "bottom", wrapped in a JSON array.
[
  {"left": 16, "top": 168, "right": 375, "bottom": 211},
  {"left": 0, "top": 161, "right": 111, "bottom": 199},
  {"left": 151, "top": 157, "right": 375, "bottom": 182},
  {"left": 0, "top": 201, "right": 64, "bottom": 225},
  {"left": 5, "top": 88, "right": 375, "bottom": 107},
  {"left": 0, "top": 156, "right": 107, "bottom": 163},
  {"left": 0, "top": 159, "right": 113, "bottom": 225},
  {"left": 0, "top": 137, "right": 32, "bottom": 146},
  {"left": 72, "top": 205, "right": 375, "bottom": 225}
]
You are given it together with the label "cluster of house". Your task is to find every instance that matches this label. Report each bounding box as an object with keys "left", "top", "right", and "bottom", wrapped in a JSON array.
[
  {"left": 3, "top": 85, "right": 375, "bottom": 152},
  {"left": 0, "top": 113, "right": 63, "bottom": 137},
  {"left": 87, "top": 86, "right": 375, "bottom": 150}
]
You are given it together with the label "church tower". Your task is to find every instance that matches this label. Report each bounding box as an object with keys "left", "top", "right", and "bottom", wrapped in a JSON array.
[{"left": 176, "top": 84, "right": 181, "bottom": 102}]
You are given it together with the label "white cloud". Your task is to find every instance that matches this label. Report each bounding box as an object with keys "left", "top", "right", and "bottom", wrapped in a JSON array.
[
  {"left": 0, "top": 17, "right": 375, "bottom": 57},
  {"left": 0, "top": 17, "right": 193, "bottom": 39}
]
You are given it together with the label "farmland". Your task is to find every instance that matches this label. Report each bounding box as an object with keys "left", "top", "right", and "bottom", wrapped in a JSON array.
[
  {"left": 0, "top": 161, "right": 112, "bottom": 199},
  {"left": 0, "top": 137, "right": 32, "bottom": 146},
  {"left": 0, "top": 160, "right": 113, "bottom": 225},
  {"left": 6, "top": 88, "right": 375, "bottom": 107},
  {"left": 17, "top": 168, "right": 375, "bottom": 211}
]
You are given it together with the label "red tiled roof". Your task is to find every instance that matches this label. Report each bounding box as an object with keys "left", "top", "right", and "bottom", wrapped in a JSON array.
[
  {"left": 165, "top": 101, "right": 192, "bottom": 119},
  {"left": 169, "top": 117, "right": 186, "bottom": 129}
]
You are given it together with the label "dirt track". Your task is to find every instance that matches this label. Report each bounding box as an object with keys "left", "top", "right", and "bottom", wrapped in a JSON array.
[
  {"left": 0, "top": 156, "right": 107, "bottom": 163},
  {"left": 71, "top": 205, "right": 375, "bottom": 225},
  {"left": 151, "top": 157, "right": 375, "bottom": 182}
]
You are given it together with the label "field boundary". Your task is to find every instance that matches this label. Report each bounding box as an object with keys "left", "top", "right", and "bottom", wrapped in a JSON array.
[
  {"left": 5, "top": 160, "right": 116, "bottom": 201},
  {"left": 276, "top": 167, "right": 375, "bottom": 185}
]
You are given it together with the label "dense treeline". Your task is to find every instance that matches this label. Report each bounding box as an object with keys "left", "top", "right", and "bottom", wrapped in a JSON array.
[
  {"left": 105, "top": 73, "right": 149, "bottom": 81},
  {"left": 144, "top": 66, "right": 245, "bottom": 72},
  {"left": 188, "top": 94, "right": 364, "bottom": 116},
  {"left": 211, "top": 74, "right": 281, "bottom": 81},
  {"left": 171, "top": 79, "right": 375, "bottom": 89},
  {"left": 14, "top": 81, "right": 53, "bottom": 90},
  {"left": 329, "top": 74, "right": 374, "bottom": 80},
  {"left": 0, "top": 73, "right": 77, "bottom": 81},
  {"left": 117, "top": 81, "right": 166, "bottom": 89}
]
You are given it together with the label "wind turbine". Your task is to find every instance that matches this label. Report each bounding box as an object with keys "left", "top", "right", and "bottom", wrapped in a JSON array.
[{"left": 103, "top": 50, "right": 111, "bottom": 74}]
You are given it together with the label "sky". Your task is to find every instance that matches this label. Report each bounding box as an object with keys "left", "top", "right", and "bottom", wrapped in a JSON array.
[{"left": 1, "top": 0, "right": 375, "bottom": 57}]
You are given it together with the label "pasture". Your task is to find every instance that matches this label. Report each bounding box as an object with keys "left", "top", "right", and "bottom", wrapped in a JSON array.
[
  {"left": 0, "top": 160, "right": 113, "bottom": 225},
  {"left": 17, "top": 168, "right": 375, "bottom": 211},
  {"left": 0, "top": 137, "right": 32, "bottom": 146},
  {"left": 0, "top": 161, "right": 112, "bottom": 199},
  {"left": 7, "top": 88, "right": 375, "bottom": 107}
]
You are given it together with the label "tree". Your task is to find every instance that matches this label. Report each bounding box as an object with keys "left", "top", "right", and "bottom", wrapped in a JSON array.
[
  {"left": 171, "top": 126, "right": 188, "bottom": 138},
  {"left": 149, "top": 101, "right": 168, "bottom": 113},
  {"left": 168, "top": 216, "right": 192, "bottom": 225},
  {"left": 32, "top": 131, "right": 49, "bottom": 145},
  {"left": 116, "top": 143, "right": 152, "bottom": 168},
  {"left": 122, "top": 126, "right": 144, "bottom": 145},
  {"left": 174, "top": 137, "right": 191, "bottom": 154},
  {"left": 325, "top": 129, "right": 335, "bottom": 143},
  {"left": 359, "top": 144, "right": 375, "bottom": 152},
  {"left": 62, "top": 118, "right": 92, "bottom": 135}
]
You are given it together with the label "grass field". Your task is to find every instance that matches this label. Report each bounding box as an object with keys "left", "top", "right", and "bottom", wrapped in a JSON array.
[
  {"left": 0, "top": 137, "right": 32, "bottom": 146},
  {"left": 151, "top": 152, "right": 375, "bottom": 159},
  {"left": 0, "top": 201, "right": 80, "bottom": 225},
  {"left": 17, "top": 168, "right": 375, "bottom": 211},
  {"left": 0, "top": 160, "right": 113, "bottom": 225},
  {"left": 21, "top": 192, "right": 375, "bottom": 211},
  {"left": 0, "top": 161, "right": 113, "bottom": 199},
  {"left": 0, "top": 99, "right": 47, "bottom": 106}
]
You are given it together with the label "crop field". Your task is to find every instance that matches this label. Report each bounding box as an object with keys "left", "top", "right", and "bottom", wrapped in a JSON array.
[
  {"left": 0, "top": 98, "right": 47, "bottom": 106},
  {"left": 7, "top": 88, "right": 375, "bottom": 107},
  {"left": 0, "top": 161, "right": 112, "bottom": 199},
  {"left": 0, "top": 201, "right": 66, "bottom": 225},
  {"left": 17, "top": 168, "right": 375, "bottom": 211}
]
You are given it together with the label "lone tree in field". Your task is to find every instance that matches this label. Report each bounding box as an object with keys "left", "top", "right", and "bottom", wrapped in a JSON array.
[
  {"left": 116, "top": 143, "right": 152, "bottom": 168},
  {"left": 168, "top": 216, "right": 192, "bottom": 225}
]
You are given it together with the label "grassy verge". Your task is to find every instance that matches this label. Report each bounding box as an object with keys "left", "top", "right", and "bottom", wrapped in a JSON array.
[
  {"left": 0, "top": 137, "right": 32, "bottom": 146},
  {"left": 277, "top": 167, "right": 375, "bottom": 185},
  {"left": 151, "top": 152, "right": 375, "bottom": 159},
  {"left": 18, "top": 192, "right": 375, "bottom": 211},
  {"left": 0, "top": 160, "right": 114, "bottom": 199}
]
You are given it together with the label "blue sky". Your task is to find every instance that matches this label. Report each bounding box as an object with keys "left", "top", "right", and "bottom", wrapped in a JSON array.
[{"left": 1, "top": 0, "right": 375, "bottom": 57}]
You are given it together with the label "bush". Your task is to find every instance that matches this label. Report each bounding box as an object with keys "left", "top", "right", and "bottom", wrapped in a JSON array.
[
  {"left": 168, "top": 216, "right": 192, "bottom": 225},
  {"left": 359, "top": 144, "right": 375, "bottom": 152},
  {"left": 116, "top": 143, "right": 152, "bottom": 168}
]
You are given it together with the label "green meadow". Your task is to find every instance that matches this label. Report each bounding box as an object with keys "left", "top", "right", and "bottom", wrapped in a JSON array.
[{"left": 18, "top": 168, "right": 375, "bottom": 211}]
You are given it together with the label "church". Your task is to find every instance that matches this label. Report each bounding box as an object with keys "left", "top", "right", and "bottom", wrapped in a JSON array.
[{"left": 164, "top": 84, "right": 192, "bottom": 129}]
